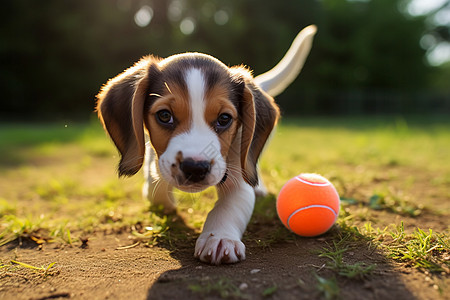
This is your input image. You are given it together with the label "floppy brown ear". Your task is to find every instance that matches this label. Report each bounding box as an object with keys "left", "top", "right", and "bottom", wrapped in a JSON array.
[
  {"left": 240, "top": 84, "right": 280, "bottom": 187},
  {"left": 96, "top": 57, "right": 159, "bottom": 177},
  {"left": 239, "top": 86, "right": 257, "bottom": 186}
]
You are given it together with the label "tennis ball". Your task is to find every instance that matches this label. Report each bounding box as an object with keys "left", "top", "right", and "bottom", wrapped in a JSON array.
[{"left": 276, "top": 173, "right": 340, "bottom": 237}]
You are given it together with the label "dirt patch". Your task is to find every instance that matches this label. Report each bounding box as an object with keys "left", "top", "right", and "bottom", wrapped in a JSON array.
[{"left": 1, "top": 221, "right": 448, "bottom": 300}]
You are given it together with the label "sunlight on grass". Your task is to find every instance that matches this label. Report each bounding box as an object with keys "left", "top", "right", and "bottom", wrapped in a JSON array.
[
  {"left": 339, "top": 220, "right": 450, "bottom": 273},
  {"left": 382, "top": 222, "right": 449, "bottom": 272},
  {"left": 262, "top": 117, "right": 450, "bottom": 187},
  {"left": 0, "top": 215, "right": 45, "bottom": 247},
  {"left": 0, "top": 199, "right": 16, "bottom": 216},
  {"left": 1, "top": 260, "right": 57, "bottom": 278},
  {"left": 0, "top": 116, "right": 449, "bottom": 277}
]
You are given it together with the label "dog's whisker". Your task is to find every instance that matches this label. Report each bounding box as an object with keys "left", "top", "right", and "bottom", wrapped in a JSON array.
[{"left": 151, "top": 178, "right": 162, "bottom": 199}]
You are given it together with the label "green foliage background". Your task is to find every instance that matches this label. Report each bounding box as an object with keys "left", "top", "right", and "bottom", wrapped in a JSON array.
[{"left": 1, "top": 0, "right": 449, "bottom": 119}]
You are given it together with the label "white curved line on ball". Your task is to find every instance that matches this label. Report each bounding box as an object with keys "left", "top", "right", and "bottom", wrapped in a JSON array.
[
  {"left": 295, "top": 176, "right": 331, "bottom": 187},
  {"left": 287, "top": 204, "right": 338, "bottom": 230}
]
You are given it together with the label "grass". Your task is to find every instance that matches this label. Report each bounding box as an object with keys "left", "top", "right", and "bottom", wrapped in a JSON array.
[
  {"left": 0, "top": 116, "right": 449, "bottom": 279},
  {"left": 189, "top": 277, "right": 249, "bottom": 299},
  {"left": 362, "top": 222, "right": 450, "bottom": 273},
  {"left": 314, "top": 274, "right": 340, "bottom": 300},
  {"left": 1, "top": 260, "right": 57, "bottom": 277},
  {"left": 388, "top": 227, "right": 449, "bottom": 272},
  {"left": 368, "top": 191, "right": 423, "bottom": 217},
  {"left": 11, "top": 260, "right": 56, "bottom": 274},
  {"left": 0, "top": 215, "right": 47, "bottom": 247},
  {"left": 317, "top": 235, "right": 376, "bottom": 279}
]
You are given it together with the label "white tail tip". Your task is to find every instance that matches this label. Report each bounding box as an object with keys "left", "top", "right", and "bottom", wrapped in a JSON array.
[{"left": 254, "top": 25, "right": 317, "bottom": 97}]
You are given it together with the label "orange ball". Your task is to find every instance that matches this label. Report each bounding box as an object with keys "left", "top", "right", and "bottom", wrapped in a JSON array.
[{"left": 277, "top": 173, "right": 340, "bottom": 237}]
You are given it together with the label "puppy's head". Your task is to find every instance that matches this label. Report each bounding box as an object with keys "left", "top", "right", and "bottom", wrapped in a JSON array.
[{"left": 97, "top": 53, "right": 278, "bottom": 192}]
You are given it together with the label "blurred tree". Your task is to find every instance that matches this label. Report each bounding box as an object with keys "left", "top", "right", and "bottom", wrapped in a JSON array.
[
  {"left": 404, "top": 0, "right": 450, "bottom": 91},
  {"left": 0, "top": 0, "right": 446, "bottom": 118},
  {"left": 324, "top": 0, "right": 429, "bottom": 89},
  {"left": 0, "top": 1, "right": 140, "bottom": 117},
  {"left": 279, "top": 0, "right": 443, "bottom": 114}
]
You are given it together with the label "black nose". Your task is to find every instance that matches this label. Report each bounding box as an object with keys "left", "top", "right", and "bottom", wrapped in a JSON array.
[{"left": 180, "top": 158, "right": 211, "bottom": 183}]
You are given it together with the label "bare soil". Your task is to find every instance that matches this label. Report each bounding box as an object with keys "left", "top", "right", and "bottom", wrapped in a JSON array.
[{"left": 1, "top": 211, "right": 448, "bottom": 300}]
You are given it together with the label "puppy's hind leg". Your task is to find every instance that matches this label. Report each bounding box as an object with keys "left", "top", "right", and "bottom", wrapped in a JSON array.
[
  {"left": 254, "top": 166, "right": 268, "bottom": 197},
  {"left": 142, "top": 141, "right": 176, "bottom": 213}
]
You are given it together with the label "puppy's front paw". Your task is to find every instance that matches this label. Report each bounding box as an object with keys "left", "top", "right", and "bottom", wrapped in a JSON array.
[{"left": 195, "top": 233, "right": 245, "bottom": 265}]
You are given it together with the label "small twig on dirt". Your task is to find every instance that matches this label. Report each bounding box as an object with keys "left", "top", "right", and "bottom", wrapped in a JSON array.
[
  {"left": 316, "top": 263, "right": 327, "bottom": 272},
  {"left": 300, "top": 263, "right": 327, "bottom": 272},
  {"left": 116, "top": 242, "right": 140, "bottom": 250}
]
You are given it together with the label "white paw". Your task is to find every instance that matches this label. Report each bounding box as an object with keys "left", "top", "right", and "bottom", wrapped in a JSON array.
[{"left": 195, "top": 233, "right": 246, "bottom": 265}]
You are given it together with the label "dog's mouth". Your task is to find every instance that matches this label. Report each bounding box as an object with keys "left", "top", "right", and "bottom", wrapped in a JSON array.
[
  {"left": 172, "top": 171, "right": 227, "bottom": 193},
  {"left": 175, "top": 182, "right": 209, "bottom": 193}
]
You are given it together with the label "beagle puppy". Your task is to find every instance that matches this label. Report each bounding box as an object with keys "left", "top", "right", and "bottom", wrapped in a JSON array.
[{"left": 97, "top": 25, "right": 317, "bottom": 265}]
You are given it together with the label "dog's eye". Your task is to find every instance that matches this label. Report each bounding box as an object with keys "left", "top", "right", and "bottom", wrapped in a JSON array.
[
  {"left": 215, "top": 113, "right": 232, "bottom": 131},
  {"left": 156, "top": 110, "right": 174, "bottom": 125}
]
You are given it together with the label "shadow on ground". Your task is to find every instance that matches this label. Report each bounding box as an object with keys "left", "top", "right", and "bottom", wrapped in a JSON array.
[{"left": 146, "top": 213, "right": 417, "bottom": 300}]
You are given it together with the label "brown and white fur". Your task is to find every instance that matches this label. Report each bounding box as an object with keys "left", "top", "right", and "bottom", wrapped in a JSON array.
[{"left": 96, "top": 25, "right": 317, "bottom": 265}]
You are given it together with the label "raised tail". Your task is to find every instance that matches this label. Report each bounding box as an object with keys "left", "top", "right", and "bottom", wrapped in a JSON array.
[{"left": 254, "top": 25, "right": 317, "bottom": 97}]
